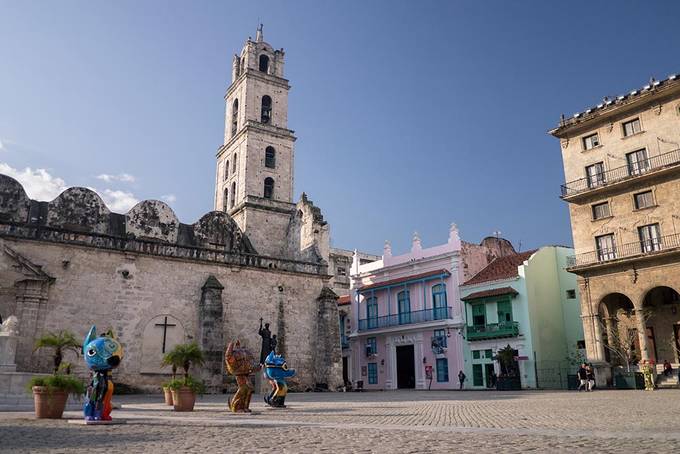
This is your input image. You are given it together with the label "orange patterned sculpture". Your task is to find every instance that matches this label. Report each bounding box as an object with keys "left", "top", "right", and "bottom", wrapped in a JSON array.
[{"left": 225, "top": 340, "right": 260, "bottom": 413}]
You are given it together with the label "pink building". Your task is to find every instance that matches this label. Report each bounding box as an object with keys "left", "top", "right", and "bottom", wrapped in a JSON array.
[{"left": 349, "top": 225, "right": 514, "bottom": 390}]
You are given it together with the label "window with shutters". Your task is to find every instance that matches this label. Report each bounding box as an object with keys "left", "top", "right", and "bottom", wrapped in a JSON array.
[
  {"left": 634, "top": 190, "right": 654, "bottom": 210},
  {"left": 622, "top": 118, "right": 642, "bottom": 137},
  {"left": 592, "top": 201, "right": 611, "bottom": 220}
]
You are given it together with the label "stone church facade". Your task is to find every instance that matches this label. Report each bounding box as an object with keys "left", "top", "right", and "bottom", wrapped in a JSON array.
[{"left": 0, "top": 27, "right": 344, "bottom": 392}]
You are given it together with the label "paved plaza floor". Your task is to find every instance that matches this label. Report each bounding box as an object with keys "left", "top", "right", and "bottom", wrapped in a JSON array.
[{"left": 1, "top": 389, "right": 679, "bottom": 453}]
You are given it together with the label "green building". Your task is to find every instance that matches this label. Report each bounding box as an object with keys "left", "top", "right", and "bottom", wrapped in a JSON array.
[{"left": 459, "top": 247, "right": 584, "bottom": 389}]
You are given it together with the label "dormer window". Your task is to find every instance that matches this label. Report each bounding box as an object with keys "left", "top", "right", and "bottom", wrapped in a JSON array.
[
  {"left": 261, "top": 95, "right": 272, "bottom": 124},
  {"left": 259, "top": 54, "right": 269, "bottom": 73}
]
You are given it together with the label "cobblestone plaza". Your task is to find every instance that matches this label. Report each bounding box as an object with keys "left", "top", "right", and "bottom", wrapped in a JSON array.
[{"left": 1, "top": 390, "right": 679, "bottom": 453}]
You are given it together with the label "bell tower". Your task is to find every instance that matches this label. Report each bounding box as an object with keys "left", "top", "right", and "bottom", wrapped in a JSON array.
[{"left": 214, "top": 25, "right": 297, "bottom": 256}]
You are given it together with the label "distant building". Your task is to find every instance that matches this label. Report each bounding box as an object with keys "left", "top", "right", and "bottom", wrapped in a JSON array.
[
  {"left": 348, "top": 225, "right": 515, "bottom": 390},
  {"left": 329, "top": 247, "right": 380, "bottom": 387},
  {"left": 550, "top": 73, "right": 680, "bottom": 385},
  {"left": 460, "top": 247, "right": 584, "bottom": 389}
]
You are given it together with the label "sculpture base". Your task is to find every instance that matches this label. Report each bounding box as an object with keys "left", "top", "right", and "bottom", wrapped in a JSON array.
[{"left": 67, "top": 419, "right": 127, "bottom": 425}]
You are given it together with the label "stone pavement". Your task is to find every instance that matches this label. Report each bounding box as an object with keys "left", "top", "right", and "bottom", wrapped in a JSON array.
[{"left": 1, "top": 390, "right": 679, "bottom": 453}]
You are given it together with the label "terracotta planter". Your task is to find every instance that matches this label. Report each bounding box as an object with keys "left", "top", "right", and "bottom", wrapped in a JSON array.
[
  {"left": 171, "top": 387, "right": 196, "bottom": 412},
  {"left": 163, "top": 386, "right": 174, "bottom": 406},
  {"left": 32, "top": 386, "right": 69, "bottom": 419}
]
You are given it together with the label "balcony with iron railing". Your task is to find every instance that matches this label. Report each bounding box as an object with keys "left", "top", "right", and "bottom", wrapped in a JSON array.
[
  {"left": 560, "top": 148, "right": 680, "bottom": 200},
  {"left": 358, "top": 307, "right": 452, "bottom": 332},
  {"left": 567, "top": 233, "right": 680, "bottom": 269},
  {"left": 466, "top": 321, "right": 520, "bottom": 341}
]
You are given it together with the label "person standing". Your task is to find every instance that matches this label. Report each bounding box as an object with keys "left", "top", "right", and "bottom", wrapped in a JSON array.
[
  {"left": 577, "top": 363, "right": 588, "bottom": 391},
  {"left": 458, "top": 370, "right": 466, "bottom": 390},
  {"left": 258, "top": 318, "right": 272, "bottom": 364}
]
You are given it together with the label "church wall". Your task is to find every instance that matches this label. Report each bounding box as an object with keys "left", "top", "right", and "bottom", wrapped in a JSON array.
[{"left": 0, "top": 237, "right": 334, "bottom": 391}]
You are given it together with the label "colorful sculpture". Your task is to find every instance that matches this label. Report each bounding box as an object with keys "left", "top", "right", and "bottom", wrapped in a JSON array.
[
  {"left": 224, "top": 340, "right": 260, "bottom": 413},
  {"left": 82, "top": 326, "right": 123, "bottom": 422},
  {"left": 642, "top": 360, "right": 655, "bottom": 391},
  {"left": 263, "top": 351, "right": 296, "bottom": 408}
]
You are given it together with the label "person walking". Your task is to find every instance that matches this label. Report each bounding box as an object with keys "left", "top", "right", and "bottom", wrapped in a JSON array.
[
  {"left": 458, "top": 370, "right": 466, "bottom": 390},
  {"left": 577, "top": 363, "right": 588, "bottom": 391},
  {"left": 586, "top": 364, "right": 595, "bottom": 391}
]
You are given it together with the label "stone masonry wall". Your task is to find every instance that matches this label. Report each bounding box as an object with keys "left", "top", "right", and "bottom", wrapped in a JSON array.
[{"left": 0, "top": 236, "right": 333, "bottom": 391}]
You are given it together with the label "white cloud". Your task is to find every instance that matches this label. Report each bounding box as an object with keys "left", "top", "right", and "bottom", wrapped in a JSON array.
[
  {"left": 0, "top": 138, "right": 4, "bottom": 151},
  {"left": 161, "top": 194, "right": 177, "bottom": 203},
  {"left": 0, "top": 163, "right": 67, "bottom": 201},
  {"left": 100, "top": 189, "right": 139, "bottom": 212},
  {"left": 0, "top": 162, "right": 140, "bottom": 212},
  {"left": 96, "top": 173, "right": 136, "bottom": 183}
]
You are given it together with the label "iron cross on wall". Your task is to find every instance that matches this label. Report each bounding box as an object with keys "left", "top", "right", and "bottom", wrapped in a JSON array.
[{"left": 155, "top": 316, "right": 176, "bottom": 353}]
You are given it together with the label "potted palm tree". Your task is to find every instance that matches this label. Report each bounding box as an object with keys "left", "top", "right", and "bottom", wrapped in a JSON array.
[
  {"left": 496, "top": 345, "right": 522, "bottom": 390},
  {"left": 160, "top": 358, "right": 178, "bottom": 406},
  {"left": 28, "top": 330, "right": 85, "bottom": 418},
  {"left": 163, "top": 343, "right": 205, "bottom": 412}
]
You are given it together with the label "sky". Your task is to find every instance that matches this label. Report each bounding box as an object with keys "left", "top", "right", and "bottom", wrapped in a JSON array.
[{"left": 1, "top": 1, "right": 679, "bottom": 255}]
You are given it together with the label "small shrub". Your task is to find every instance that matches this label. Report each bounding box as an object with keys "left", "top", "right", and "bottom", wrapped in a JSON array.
[
  {"left": 167, "top": 376, "right": 205, "bottom": 394},
  {"left": 27, "top": 374, "right": 86, "bottom": 396}
]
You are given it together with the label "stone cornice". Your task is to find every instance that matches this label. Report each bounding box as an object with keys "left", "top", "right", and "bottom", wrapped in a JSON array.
[
  {"left": 550, "top": 74, "right": 680, "bottom": 138},
  {"left": 225, "top": 69, "right": 290, "bottom": 99},
  {"left": 0, "top": 222, "right": 327, "bottom": 278},
  {"left": 216, "top": 121, "right": 296, "bottom": 158}
]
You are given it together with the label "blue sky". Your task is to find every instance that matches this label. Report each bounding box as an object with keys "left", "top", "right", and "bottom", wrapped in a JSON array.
[{"left": 1, "top": 1, "right": 679, "bottom": 255}]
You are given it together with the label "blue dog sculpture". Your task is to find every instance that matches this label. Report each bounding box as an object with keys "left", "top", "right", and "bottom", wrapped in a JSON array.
[
  {"left": 82, "top": 326, "right": 123, "bottom": 421},
  {"left": 263, "top": 351, "right": 295, "bottom": 408}
]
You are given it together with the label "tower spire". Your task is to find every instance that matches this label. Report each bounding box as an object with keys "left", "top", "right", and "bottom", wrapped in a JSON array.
[{"left": 256, "top": 24, "right": 263, "bottom": 43}]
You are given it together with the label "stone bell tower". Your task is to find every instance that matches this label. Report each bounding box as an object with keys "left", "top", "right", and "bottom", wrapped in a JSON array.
[{"left": 214, "top": 25, "right": 297, "bottom": 257}]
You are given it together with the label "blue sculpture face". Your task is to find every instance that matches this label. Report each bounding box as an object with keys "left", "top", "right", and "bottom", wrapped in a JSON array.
[
  {"left": 83, "top": 325, "right": 123, "bottom": 372},
  {"left": 264, "top": 351, "right": 296, "bottom": 380}
]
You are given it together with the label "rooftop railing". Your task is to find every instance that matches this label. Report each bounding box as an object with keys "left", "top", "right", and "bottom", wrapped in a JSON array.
[
  {"left": 358, "top": 307, "right": 452, "bottom": 332},
  {"left": 567, "top": 232, "right": 680, "bottom": 268},
  {"left": 560, "top": 148, "right": 680, "bottom": 198}
]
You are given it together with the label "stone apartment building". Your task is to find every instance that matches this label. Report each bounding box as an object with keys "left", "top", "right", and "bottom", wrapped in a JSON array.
[
  {"left": 0, "top": 27, "right": 348, "bottom": 393},
  {"left": 550, "top": 72, "right": 680, "bottom": 385}
]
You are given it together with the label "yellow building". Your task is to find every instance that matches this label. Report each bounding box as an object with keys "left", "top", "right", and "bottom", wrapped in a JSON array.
[{"left": 550, "top": 73, "right": 680, "bottom": 387}]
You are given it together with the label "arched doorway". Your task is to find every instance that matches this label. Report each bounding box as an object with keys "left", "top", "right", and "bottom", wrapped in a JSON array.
[
  {"left": 599, "top": 293, "right": 637, "bottom": 370},
  {"left": 642, "top": 286, "right": 680, "bottom": 364}
]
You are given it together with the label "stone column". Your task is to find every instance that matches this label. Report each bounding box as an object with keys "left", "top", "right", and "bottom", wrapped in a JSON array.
[
  {"left": 313, "top": 287, "right": 342, "bottom": 390},
  {"left": 593, "top": 317, "right": 606, "bottom": 362},
  {"left": 634, "top": 309, "right": 650, "bottom": 362},
  {"left": 604, "top": 317, "right": 615, "bottom": 361},
  {"left": 15, "top": 280, "right": 50, "bottom": 372},
  {"left": 276, "top": 290, "right": 286, "bottom": 359},
  {"left": 386, "top": 337, "right": 396, "bottom": 390},
  {"left": 199, "top": 275, "right": 224, "bottom": 392},
  {"left": 415, "top": 335, "right": 425, "bottom": 389},
  {"left": 581, "top": 314, "right": 604, "bottom": 363}
]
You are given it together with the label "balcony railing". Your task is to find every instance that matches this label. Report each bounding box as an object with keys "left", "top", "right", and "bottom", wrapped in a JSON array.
[
  {"left": 358, "top": 307, "right": 452, "bottom": 332},
  {"left": 560, "top": 148, "right": 680, "bottom": 198},
  {"left": 568, "top": 232, "right": 680, "bottom": 268},
  {"left": 467, "top": 321, "right": 519, "bottom": 341}
]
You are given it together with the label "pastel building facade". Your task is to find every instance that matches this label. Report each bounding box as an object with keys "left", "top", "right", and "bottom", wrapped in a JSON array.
[
  {"left": 348, "top": 225, "right": 515, "bottom": 390},
  {"left": 460, "top": 246, "right": 585, "bottom": 389}
]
